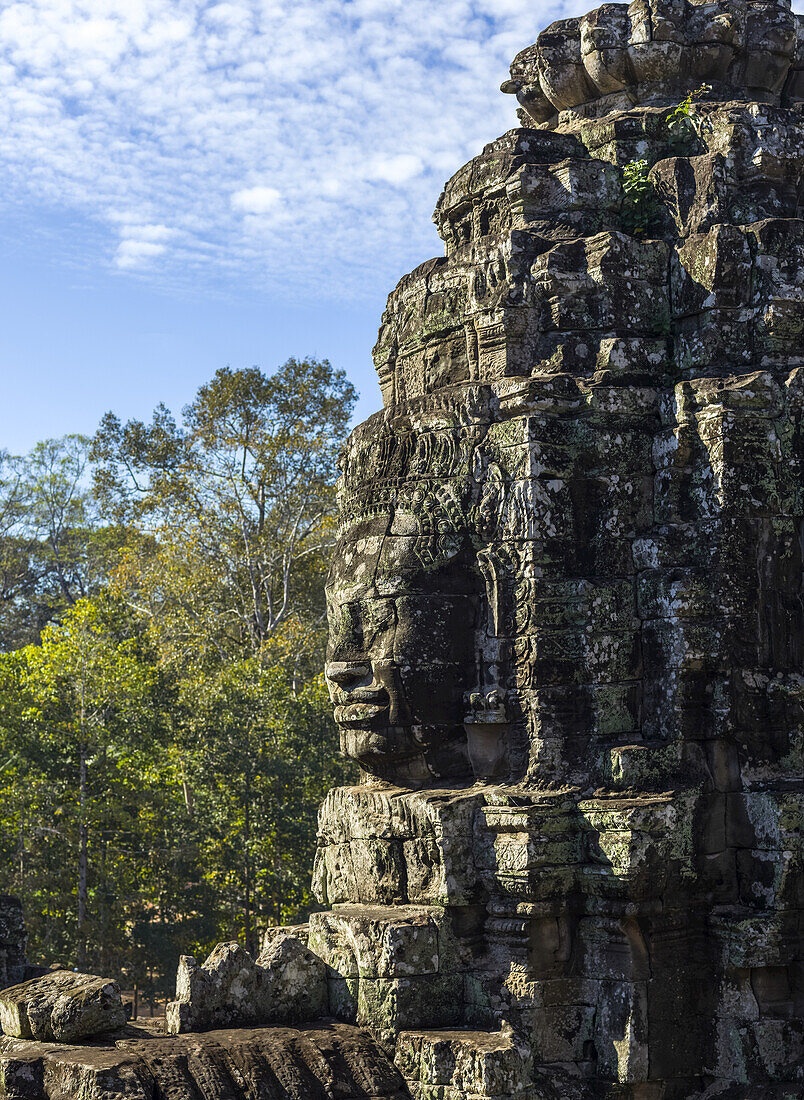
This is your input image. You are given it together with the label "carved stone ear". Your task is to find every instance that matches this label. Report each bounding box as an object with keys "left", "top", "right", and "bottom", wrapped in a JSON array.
[
  {"left": 467, "top": 547, "right": 509, "bottom": 783},
  {"left": 476, "top": 546, "right": 503, "bottom": 637},
  {"left": 463, "top": 686, "right": 508, "bottom": 780},
  {"left": 476, "top": 463, "right": 506, "bottom": 542}
]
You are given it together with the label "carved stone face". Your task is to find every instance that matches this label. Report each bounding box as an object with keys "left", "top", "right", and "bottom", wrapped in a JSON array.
[{"left": 324, "top": 511, "right": 478, "bottom": 783}]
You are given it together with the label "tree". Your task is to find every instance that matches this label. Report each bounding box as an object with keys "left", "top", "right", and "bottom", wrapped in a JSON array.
[
  {"left": 0, "top": 437, "right": 123, "bottom": 650},
  {"left": 0, "top": 450, "right": 34, "bottom": 648},
  {"left": 19, "top": 436, "right": 98, "bottom": 608},
  {"left": 0, "top": 594, "right": 167, "bottom": 969},
  {"left": 0, "top": 357, "right": 358, "bottom": 990},
  {"left": 92, "top": 359, "right": 357, "bottom": 673}
]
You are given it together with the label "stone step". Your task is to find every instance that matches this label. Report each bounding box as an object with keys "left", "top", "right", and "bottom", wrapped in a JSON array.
[
  {"left": 0, "top": 1020, "right": 409, "bottom": 1100},
  {"left": 309, "top": 904, "right": 452, "bottom": 979},
  {"left": 308, "top": 905, "right": 469, "bottom": 1044},
  {"left": 394, "top": 1024, "right": 535, "bottom": 1099}
]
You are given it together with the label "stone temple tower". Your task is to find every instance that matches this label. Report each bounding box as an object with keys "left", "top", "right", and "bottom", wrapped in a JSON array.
[{"left": 316, "top": 0, "right": 804, "bottom": 1094}]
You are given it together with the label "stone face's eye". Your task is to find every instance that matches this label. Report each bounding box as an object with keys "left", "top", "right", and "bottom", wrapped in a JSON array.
[
  {"left": 326, "top": 601, "right": 365, "bottom": 660},
  {"left": 361, "top": 599, "right": 396, "bottom": 649}
]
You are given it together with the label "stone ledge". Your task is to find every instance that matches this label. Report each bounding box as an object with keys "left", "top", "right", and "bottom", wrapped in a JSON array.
[{"left": 0, "top": 1019, "right": 409, "bottom": 1100}]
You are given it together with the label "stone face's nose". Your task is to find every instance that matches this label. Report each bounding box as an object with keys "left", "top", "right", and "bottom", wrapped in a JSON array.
[{"left": 325, "top": 662, "right": 370, "bottom": 687}]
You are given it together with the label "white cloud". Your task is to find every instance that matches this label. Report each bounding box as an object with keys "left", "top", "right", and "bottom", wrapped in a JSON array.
[
  {"left": 114, "top": 222, "right": 176, "bottom": 267},
  {"left": 120, "top": 223, "right": 175, "bottom": 242},
  {"left": 0, "top": 0, "right": 577, "bottom": 298},
  {"left": 231, "top": 185, "right": 282, "bottom": 213},
  {"left": 366, "top": 154, "right": 423, "bottom": 185},
  {"left": 114, "top": 239, "right": 168, "bottom": 269}
]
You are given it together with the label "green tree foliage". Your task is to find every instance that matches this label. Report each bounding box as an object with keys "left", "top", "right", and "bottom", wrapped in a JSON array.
[
  {"left": 0, "top": 357, "right": 357, "bottom": 995},
  {"left": 92, "top": 359, "right": 357, "bottom": 674},
  {"left": 177, "top": 663, "right": 350, "bottom": 956},
  {"left": 0, "top": 437, "right": 124, "bottom": 650},
  {"left": 0, "top": 594, "right": 168, "bottom": 971}
]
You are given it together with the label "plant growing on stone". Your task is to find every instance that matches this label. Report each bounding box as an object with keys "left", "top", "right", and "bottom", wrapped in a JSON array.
[
  {"left": 621, "top": 158, "right": 659, "bottom": 236},
  {"left": 667, "top": 83, "right": 712, "bottom": 142}
]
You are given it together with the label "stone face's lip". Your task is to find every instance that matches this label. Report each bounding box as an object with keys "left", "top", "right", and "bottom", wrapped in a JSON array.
[
  {"left": 332, "top": 687, "right": 387, "bottom": 704},
  {"left": 334, "top": 701, "right": 389, "bottom": 727}
]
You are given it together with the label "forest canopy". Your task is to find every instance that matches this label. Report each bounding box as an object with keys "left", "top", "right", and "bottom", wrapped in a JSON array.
[{"left": 0, "top": 358, "right": 357, "bottom": 995}]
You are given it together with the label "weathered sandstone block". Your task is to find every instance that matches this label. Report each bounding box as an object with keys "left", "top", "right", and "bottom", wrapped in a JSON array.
[
  {"left": 0, "top": 1020, "right": 410, "bottom": 1100},
  {"left": 165, "top": 932, "right": 327, "bottom": 1034},
  {"left": 0, "top": 971, "right": 125, "bottom": 1043}
]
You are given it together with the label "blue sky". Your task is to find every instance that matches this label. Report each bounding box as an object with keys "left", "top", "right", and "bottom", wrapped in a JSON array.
[
  {"left": 31, "top": 0, "right": 804, "bottom": 452},
  {"left": 0, "top": 0, "right": 581, "bottom": 452}
]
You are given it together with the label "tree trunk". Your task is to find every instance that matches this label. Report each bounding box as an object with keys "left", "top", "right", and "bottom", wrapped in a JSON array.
[
  {"left": 180, "top": 760, "right": 194, "bottom": 816},
  {"left": 77, "top": 746, "right": 88, "bottom": 970},
  {"left": 18, "top": 813, "right": 24, "bottom": 898},
  {"left": 244, "top": 771, "right": 252, "bottom": 955}
]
